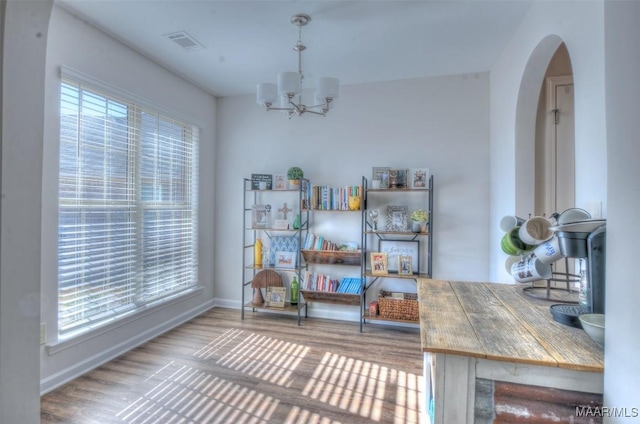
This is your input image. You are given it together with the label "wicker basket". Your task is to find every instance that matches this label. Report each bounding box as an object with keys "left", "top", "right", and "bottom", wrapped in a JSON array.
[{"left": 378, "top": 291, "right": 419, "bottom": 321}]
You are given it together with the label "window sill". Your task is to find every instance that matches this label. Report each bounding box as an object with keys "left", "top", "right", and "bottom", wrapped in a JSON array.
[{"left": 46, "top": 285, "right": 203, "bottom": 356}]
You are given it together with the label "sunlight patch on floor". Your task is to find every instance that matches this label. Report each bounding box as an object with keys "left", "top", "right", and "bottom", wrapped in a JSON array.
[
  {"left": 117, "top": 363, "right": 279, "bottom": 423},
  {"left": 392, "top": 368, "right": 424, "bottom": 424},
  {"left": 213, "top": 332, "right": 310, "bottom": 387},
  {"left": 193, "top": 328, "right": 245, "bottom": 360},
  {"left": 286, "top": 406, "right": 343, "bottom": 424},
  {"left": 302, "top": 352, "right": 390, "bottom": 421}
]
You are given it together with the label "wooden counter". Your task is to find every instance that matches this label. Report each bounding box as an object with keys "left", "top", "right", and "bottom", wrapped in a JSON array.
[
  {"left": 417, "top": 279, "right": 604, "bottom": 424},
  {"left": 417, "top": 279, "right": 603, "bottom": 372}
]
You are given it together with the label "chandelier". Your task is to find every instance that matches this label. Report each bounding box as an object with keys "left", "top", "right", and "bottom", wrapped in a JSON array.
[{"left": 256, "top": 13, "right": 339, "bottom": 118}]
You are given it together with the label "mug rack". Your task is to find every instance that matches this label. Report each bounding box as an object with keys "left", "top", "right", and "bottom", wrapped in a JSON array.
[{"left": 521, "top": 257, "right": 580, "bottom": 303}]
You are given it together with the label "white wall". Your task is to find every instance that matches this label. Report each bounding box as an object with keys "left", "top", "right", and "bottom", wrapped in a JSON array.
[
  {"left": 1, "top": 2, "right": 53, "bottom": 421},
  {"left": 38, "top": 5, "right": 217, "bottom": 392},
  {"left": 215, "top": 73, "right": 492, "bottom": 318},
  {"left": 489, "top": 1, "right": 607, "bottom": 283},
  {"left": 603, "top": 1, "right": 640, "bottom": 417}
]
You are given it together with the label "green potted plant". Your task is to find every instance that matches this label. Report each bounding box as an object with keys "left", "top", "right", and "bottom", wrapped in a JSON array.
[
  {"left": 287, "top": 166, "right": 304, "bottom": 189},
  {"left": 410, "top": 209, "right": 429, "bottom": 233}
]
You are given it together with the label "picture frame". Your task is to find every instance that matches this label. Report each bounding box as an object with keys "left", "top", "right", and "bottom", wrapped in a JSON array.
[
  {"left": 273, "top": 174, "right": 287, "bottom": 190},
  {"left": 388, "top": 169, "right": 408, "bottom": 189},
  {"left": 409, "top": 168, "right": 429, "bottom": 189},
  {"left": 275, "top": 251, "right": 296, "bottom": 268},
  {"left": 252, "top": 204, "right": 271, "bottom": 228},
  {"left": 265, "top": 286, "right": 286, "bottom": 308},
  {"left": 370, "top": 252, "right": 388, "bottom": 275},
  {"left": 386, "top": 205, "right": 408, "bottom": 232},
  {"left": 251, "top": 173, "right": 273, "bottom": 190},
  {"left": 379, "top": 239, "right": 420, "bottom": 273},
  {"left": 372, "top": 167, "right": 390, "bottom": 189},
  {"left": 398, "top": 255, "right": 413, "bottom": 276}
]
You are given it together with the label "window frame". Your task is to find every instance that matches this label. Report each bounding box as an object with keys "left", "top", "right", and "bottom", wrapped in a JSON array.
[{"left": 57, "top": 67, "right": 200, "bottom": 339}]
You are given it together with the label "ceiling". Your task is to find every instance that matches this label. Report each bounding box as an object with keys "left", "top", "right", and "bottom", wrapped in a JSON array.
[{"left": 57, "top": 1, "right": 533, "bottom": 98}]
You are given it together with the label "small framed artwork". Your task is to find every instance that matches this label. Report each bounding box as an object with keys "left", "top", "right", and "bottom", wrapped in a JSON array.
[
  {"left": 386, "top": 205, "right": 408, "bottom": 232},
  {"left": 372, "top": 167, "right": 390, "bottom": 189},
  {"left": 275, "top": 251, "right": 296, "bottom": 268},
  {"left": 379, "top": 239, "right": 420, "bottom": 273},
  {"left": 273, "top": 174, "right": 287, "bottom": 190},
  {"left": 252, "top": 204, "right": 271, "bottom": 228},
  {"left": 398, "top": 255, "right": 413, "bottom": 276},
  {"left": 388, "top": 169, "right": 408, "bottom": 189},
  {"left": 265, "top": 286, "right": 286, "bottom": 308},
  {"left": 409, "top": 168, "right": 429, "bottom": 189},
  {"left": 371, "top": 252, "right": 388, "bottom": 275},
  {"left": 251, "top": 173, "right": 273, "bottom": 190}
]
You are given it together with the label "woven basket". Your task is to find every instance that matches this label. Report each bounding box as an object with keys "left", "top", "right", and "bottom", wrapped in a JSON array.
[{"left": 378, "top": 291, "right": 419, "bottom": 321}]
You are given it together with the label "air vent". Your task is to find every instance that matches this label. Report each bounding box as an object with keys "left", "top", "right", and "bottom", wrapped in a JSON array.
[{"left": 163, "top": 31, "right": 204, "bottom": 51}]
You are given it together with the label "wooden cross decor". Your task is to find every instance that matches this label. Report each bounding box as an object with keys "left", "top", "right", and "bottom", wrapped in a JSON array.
[{"left": 279, "top": 203, "right": 293, "bottom": 220}]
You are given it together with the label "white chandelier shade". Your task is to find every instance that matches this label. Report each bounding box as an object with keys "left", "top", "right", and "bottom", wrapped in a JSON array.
[{"left": 256, "top": 14, "right": 339, "bottom": 118}]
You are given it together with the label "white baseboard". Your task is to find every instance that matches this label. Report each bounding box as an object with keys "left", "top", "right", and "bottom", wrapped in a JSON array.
[{"left": 40, "top": 299, "right": 215, "bottom": 395}]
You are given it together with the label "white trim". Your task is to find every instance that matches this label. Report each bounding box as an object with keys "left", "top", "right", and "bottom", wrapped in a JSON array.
[
  {"left": 60, "top": 65, "right": 198, "bottom": 126},
  {"left": 47, "top": 286, "right": 204, "bottom": 354},
  {"left": 544, "top": 75, "right": 574, "bottom": 214},
  {"left": 40, "top": 298, "right": 215, "bottom": 395}
]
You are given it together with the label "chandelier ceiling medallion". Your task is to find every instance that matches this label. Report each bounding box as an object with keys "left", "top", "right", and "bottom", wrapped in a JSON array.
[{"left": 256, "top": 13, "right": 339, "bottom": 118}]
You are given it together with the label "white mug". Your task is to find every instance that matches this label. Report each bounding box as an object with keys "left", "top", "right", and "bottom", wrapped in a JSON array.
[
  {"left": 519, "top": 216, "right": 553, "bottom": 245},
  {"left": 533, "top": 236, "right": 563, "bottom": 265},
  {"left": 511, "top": 257, "right": 552, "bottom": 283},
  {"left": 505, "top": 255, "right": 520, "bottom": 275},
  {"left": 371, "top": 180, "right": 381, "bottom": 189},
  {"left": 500, "top": 215, "right": 526, "bottom": 232}
]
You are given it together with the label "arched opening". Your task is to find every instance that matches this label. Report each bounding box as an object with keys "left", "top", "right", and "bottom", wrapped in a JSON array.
[
  {"left": 535, "top": 43, "right": 575, "bottom": 218},
  {"left": 514, "top": 34, "right": 565, "bottom": 218}
]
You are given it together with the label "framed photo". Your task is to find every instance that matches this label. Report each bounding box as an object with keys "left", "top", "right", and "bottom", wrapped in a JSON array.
[
  {"left": 388, "top": 169, "right": 407, "bottom": 189},
  {"left": 398, "top": 255, "right": 413, "bottom": 276},
  {"left": 386, "top": 205, "right": 408, "bottom": 232},
  {"left": 409, "top": 168, "right": 430, "bottom": 189},
  {"left": 251, "top": 173, "right": 273, "bottom": 190},
  {"left": 252, "top": 204, "right": 271, "bottom": 228},
  {"left": 275, "top": 251, "right": 296, "bottom": 268},
  {"left": 265, "top": 286, "right": 286, "bottom": 308},
  {"left": 372, "top": 167, "right": 390, "bottom": 189},
  {"left": 379, "top": 239, "right": 420, "bottom": 273},
  {"left": 370, "top": 252, "right": 388, "bottom": 275},
  {"left": 273, "top": 174, "right": 287, "bottom": 190}
]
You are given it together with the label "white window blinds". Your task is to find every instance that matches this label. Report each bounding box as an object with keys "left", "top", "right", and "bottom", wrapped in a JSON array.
[{"left": 59, "top": 74, "right": 199, "bottom": 335}]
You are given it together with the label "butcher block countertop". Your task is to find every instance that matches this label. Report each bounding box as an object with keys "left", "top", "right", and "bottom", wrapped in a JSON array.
[{"left": 417, "top": 279, "right": 604, "bottom": 373}]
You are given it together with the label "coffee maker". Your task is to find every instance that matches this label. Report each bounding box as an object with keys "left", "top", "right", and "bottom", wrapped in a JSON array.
[{"left": 550, "top": 223, "right": 606, "bottom": 327}]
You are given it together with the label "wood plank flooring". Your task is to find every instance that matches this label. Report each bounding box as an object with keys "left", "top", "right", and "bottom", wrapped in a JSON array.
[{"left": 41, "top": 308, "right": 424, "bottom": 424}]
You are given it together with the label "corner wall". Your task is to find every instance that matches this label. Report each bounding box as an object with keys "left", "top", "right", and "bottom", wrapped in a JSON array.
[{"left": 603, "top": 0, "right": 640, "bottom": 417}]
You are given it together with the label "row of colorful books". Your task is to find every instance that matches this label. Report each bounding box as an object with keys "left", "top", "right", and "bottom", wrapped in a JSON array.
[
  {"left": 302, "top": 183, "right": 362, "bottom": 211},
  {"left": 301, "top": 271, "right": 362, "bottom": 294},
  {"left": 302, "top": 233, "right": 358, "bottom": 252}
]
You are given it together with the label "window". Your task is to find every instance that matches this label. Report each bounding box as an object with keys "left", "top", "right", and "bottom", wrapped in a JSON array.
[{"left": 58, "top": 74, "right": 199, "bottom": 336}]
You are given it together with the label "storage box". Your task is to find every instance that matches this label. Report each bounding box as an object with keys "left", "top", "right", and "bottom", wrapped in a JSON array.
[{"left": 378, "top": 291, "right": 419, "bottom": 321}]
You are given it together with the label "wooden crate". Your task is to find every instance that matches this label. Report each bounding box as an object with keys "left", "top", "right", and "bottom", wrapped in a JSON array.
[
  {"left": 300, "top": 290, "right": 360, "bottom": 306},
  {"left": 301, "top": 250, "right": 361, "bottom": 266},
  {"left": 378, "top": 291, "right": 419, "bottom": 321}
]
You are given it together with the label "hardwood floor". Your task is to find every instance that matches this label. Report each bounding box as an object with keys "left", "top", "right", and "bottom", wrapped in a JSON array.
[{"left": 41, "top": 308, "right": 424, "bottom": 423}]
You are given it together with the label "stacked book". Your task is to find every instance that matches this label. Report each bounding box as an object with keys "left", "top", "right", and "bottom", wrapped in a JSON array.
[
  {"left": 336, "top": 277, "right": 362, "bottom": 294},
  {"left": 303, "top": 184, "right": 362, "bottom": 211}
]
